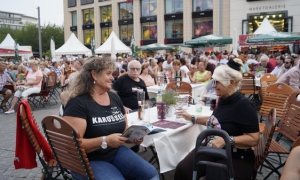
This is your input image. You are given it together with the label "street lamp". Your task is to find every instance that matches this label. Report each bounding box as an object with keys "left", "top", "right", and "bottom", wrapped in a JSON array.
[{"left": 37, "top": 6, "right": 42, "bottom": 59}]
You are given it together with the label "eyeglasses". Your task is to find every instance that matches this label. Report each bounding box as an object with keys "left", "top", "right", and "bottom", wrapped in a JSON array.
[{"left": 129, "top": 68, "right": 141, "bottom": 71}]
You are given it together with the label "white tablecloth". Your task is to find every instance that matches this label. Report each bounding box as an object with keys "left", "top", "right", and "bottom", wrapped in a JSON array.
[
  {"left": 147, "top": 84, "right": 206, "bottom": 102},
  {"left": 255, "top": 77, "right": 260, "bottom": 87},
  {"left": 126, "top": 105, "right": 212, "bottom": 173}
]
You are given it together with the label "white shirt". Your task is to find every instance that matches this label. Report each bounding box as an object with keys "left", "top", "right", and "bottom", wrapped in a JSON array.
[
  {"left": 162, "top": 61, "right": 173, "bottom": 70},
  {"left": 246, "top": 59, "right": 259, "bottom": 65},
  {"left": 219, "top": 59, "right": 228, "bottom": 65},
  {"left": 271, "top": 64, "right": 284, "bottom": 77},
  {"left": 42, "top": 68, "right": 50, "bottom": 76},
  {"left": 208, "top": 59, "right": 218, "bottom": 67}
]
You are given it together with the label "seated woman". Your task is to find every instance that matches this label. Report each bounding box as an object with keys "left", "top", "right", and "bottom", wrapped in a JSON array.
[
  {"left": 189, "top": 61, "right": 211, "bottom": 84},
  {"left": 148, "top": 58, "right": 158, "bottom": 80},
  {"left": 139, "top": 63, "right": 155, "bottom": 87},
  {"left": 15, "top": 64, "right": 27, "bottom": 83},
  {"left": 172, "top": 59, "right": 190, "bottom": 83},
  {"left": 63, "top": 56, "right": 159, "bottom": 180},
  {"left": 5, "top": 60, "right": 43, "bottom": 114},
  {"left": 175, "top": 58, "right": 259, "bottom": 180}
]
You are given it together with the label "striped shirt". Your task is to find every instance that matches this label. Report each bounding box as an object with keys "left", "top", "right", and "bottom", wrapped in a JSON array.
[{"left": 0, "top": 72, "right": 13, "bottom": 90}]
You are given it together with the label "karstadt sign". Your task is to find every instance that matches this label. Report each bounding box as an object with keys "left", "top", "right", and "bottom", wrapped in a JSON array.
[{"left": 249, "top": 4, "right": 286, "bottom": 11}]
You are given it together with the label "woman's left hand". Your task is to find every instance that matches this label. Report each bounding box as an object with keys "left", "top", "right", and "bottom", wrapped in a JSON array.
[
  {"left": 133, "top": 138, "right": 143, "bottom": 145},
  {"left": 210, "top": 137, "right": 225, "bottom": 149}
]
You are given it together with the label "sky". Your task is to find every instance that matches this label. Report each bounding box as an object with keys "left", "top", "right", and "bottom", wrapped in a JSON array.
[{"left": 0, "top": 0, "right": 64, "bottom": 26}]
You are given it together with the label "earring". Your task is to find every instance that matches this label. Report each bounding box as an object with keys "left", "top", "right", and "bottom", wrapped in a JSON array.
[{"left": 93, "top": 80, "right": 96, "bottom": 84}]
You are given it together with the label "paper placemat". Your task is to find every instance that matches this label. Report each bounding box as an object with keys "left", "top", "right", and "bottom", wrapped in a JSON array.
[{"left": 152, "top": 120, "right": 185, "bottom": 129}]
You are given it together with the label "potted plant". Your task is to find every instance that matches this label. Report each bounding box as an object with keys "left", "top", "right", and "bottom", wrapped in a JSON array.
[
  {"left": 162, "top": 89, "right": 179, "bottom": 117},
  {"left": 256, "top": 66, "right": 265, "bottom": 77}
]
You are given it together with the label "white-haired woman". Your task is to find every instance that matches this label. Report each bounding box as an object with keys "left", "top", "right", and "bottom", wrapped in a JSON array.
[
  {"left": 5, "top": 60, "right": 43, "bottom": 114},
  {"left": 258, "top": 54, "right": 275, "bottom": 73},
  {"left": 174, "top": 58, "right": 259, "bottom": 180}
]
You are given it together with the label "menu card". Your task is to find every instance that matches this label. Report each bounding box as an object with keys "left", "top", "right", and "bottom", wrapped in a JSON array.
[{"left": 152, "top": 120, "right": 185, "bottom": 129}]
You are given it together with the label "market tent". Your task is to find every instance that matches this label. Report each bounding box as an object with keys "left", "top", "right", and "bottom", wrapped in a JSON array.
[
  {"left": 247, "top": 31, "right": 300, "bottom": 43},
  {"left": 140, "top": 43, "right": 174, "bottom": 51},
  {"left": 55, "top": 33, "right": 91, "bottom": 55},
  {"left": 95, "top": 31, "right": 131, "bottom": 54},
  {"left": 183, "top": 34, "right": 232, "bottom": 47},
  {"left": 253, "top": 18, "right": 277, "bottom": 35},
  {"left": 0, "top": 34, "right": 32, "bottom": 57}
]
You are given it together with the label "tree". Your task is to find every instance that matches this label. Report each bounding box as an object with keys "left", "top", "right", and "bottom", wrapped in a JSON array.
[{"left": 0, "top": 23, "right": 64, "bottom": 57}]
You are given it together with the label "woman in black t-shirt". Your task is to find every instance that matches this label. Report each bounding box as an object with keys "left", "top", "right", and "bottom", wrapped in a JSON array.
[
  {"left": 175, "top": 58, "right": 260, "bottom": 180},
  {"left": 63, "top": 56, "right": 159, "bottom": 180}
]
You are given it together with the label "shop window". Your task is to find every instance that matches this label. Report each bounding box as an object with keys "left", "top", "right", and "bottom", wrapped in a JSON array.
[
  {"left": 84, "top": 29, "right": 95, "bottom": 45},
  {"left": 68, "top": 0, "right": 76, "bottom": 7},
  {"left": 165, "top": 0, "right": 183, "bottom": 14},
  {"left": 101, "top": 6, "right": 112, "bottom": 22},
  {"left": 165, "top": 20, "right": 183, "bottom": 38},
  {"left": 120, "top": 24, "right": 133, "bottom": 42},
  {"left": 247, "top": 13, "right": 288, "bottom": 33},
  {"left": 101, "top": 27, "right": 112, "bottom": 43},
  {"left": 83, "top": 8, "right": 94, "bottom": 25},
  {"left": 193, "top": 17, "right": 213, "bottom": 37},
  {"left": 141, "top": 0, "right": 157, "bottom": 17},
  {"left": 71, "top": 11, "right": 77, "bottom": 26},
  {"left": 193, "top": 0, "right": 213, "bottom": 12},
  {"left": 119, "top": 2, "right": 133, "bottom": 20},
  {"left": 142, "top": 22, "right": 157, "bottom": 40}
]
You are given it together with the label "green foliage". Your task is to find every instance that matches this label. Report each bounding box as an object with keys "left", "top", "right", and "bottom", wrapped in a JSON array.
[
  {"left": 0, "top": 22, "right": 64, "bottom": 56},
  {"left": 162, "top": 89, "right": 179, "bottom": 105},
  {"left": 256, "top": 66, "right": 265, "bottom": 72}
]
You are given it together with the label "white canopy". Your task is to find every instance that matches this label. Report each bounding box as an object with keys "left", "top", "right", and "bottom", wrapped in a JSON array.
[
  {"left": 95, "top": 31, "right": 131, "bottom": 54},
  {"left": 0, "top": 34, "right": 32, "bottom": 57},
  {"left": 55, "top": 33, "right": 91, "bottom": 55},
  {"left": 253, "top": 18, "right": 277, "bottom": 35}
]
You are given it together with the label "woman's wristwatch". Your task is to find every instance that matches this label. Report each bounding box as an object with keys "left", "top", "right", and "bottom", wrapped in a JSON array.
[
  {"left": 191, "top": 115, "right": 196, "bottom": 124},
  {"left": 229, "top": 136, "right": 235, "bottom": 146}
]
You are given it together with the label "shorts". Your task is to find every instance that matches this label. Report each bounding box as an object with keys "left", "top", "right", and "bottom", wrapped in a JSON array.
[{"left": 0, "top": 88, "right": 8, "bottom": 95}]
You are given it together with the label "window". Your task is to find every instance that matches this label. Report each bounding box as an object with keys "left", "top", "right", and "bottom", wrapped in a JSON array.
[
  {"left": 81, "top": 0, "right": 94, "bottom": 5},
  {"left": 84, "top": 29, "right": 95, "bottom": 45},
  {"left": 120, "top": 24, "right": 133, "bottom": 42},
  {"left": 83, "top": 8, "right": 94, "bottom": 25},
  {"left": 119, "top": 2, "right": 133, "bottom": 20},
  {"left": 68, "top": 0, "right": 76, "bottom": 7},
  {"left": 193, "top": 0, "right": 213, "bottom": 11},
  {"left": 142, "top": 22, "right": 157, "bottom": 40},
  {"left": 100, "top": 6, "right": 112, "bottom": 22},
  {"left": 71, "top": 11, "right": 77, "bottom": 26},
  {"left": 165, "top": 20, "right": 183, "bottom": 38},
  {"left": 141, "top": 0, "right": 157, "bottom": 17},
  {"left": 165, "top": 0, "right": 183, "bottom": 14},
  {"left": 101, "top": 27, "right": 112, "bottom": 43},
  {"left": 193, "top": 17, "right": 213, "bottom": 37}
]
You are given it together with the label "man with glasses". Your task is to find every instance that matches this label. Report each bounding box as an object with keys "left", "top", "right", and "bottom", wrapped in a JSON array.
[
  {"left": 276, "top": 60, "right": 300, "bottom": 91},
  {"left": 284, "top": 56, "right": 294, "bottom": 73},
  {"left": 271, "top": 55, "right": 285, "bottom": 78},
  {"left": 113, "top": 60, "right": 149, "bottom": 114}
]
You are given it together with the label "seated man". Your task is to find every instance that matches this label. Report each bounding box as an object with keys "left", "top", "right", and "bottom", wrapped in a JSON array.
[
  {"left": 0, "top": 61, "right": 16, "bottom": 112},
  {"left": 113, "top": 60, "right": 149, "bottom": 113},
  {"left": 276, "top": 60, "right": 300, "bottom": 91}
]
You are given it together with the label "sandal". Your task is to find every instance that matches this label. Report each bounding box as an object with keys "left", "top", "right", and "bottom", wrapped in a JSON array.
[{"left": 1, "top": 103, "right": 8, "bottom": 112}]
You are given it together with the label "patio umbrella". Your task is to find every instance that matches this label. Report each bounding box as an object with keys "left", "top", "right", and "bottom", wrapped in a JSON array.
[
  {"left": 130, "top": 34, "right": 136, "bottom": 58},
  {"left": 50, "top": 36, "right": 56, "bottom": 62},
  {"left": 247, "top": 31, "right": 300, "bottom": 43},
  {"left": 14, "top": 39, "right": 19, "bottom": 62},
  {"left": 140, "top": 43, "right": 174, "bottom": 51},
  {"left": 91, "top": 35, "right": 95, "bottom": 55},
  {"left": 183, "top": 34, "right": 232, "bottom": 47}
]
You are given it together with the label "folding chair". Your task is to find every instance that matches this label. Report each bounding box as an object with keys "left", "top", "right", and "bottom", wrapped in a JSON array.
[
  {"left": 16, "top": 100, "right": 60, "bottom": 179},
  {"left": 252, "top": 108, "right": 276, "bottom": 180},
  {"left": 66, "top": 69, "right": 76, "bottom": 79},
  {"left": 259, "top": 93, "right": 300, "bottom": 179},
  {"left": 241, "top": 73, "right": 261, "bottom": 108},
  {"left": 192, "top": 129, "right": 234, "bottom": 180},
  {"left": 259, "top": 73, "right": 277, "bottom": 101},
  {"left": 166, "top": 81, "right": 193, "bottom": 104},
  {"left": 41, "top": 115, "right": 95, "bottom": 180}
]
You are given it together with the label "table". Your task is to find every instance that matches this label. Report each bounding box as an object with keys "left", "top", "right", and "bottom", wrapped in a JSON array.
[
  {"left": 126, "top": 105, "right": 212, "bottom": 173},
  {"left": 147, "top": 83, "right": 206, "bottom": 102},
  {"left": 255, "top": 77, "right": 260, "bottom": 87}
]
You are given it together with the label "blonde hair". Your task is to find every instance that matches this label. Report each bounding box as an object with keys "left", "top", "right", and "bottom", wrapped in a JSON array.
[
  {"left": 212, "top": 58, "right": 243, "bottom": 92},
  {"left": 30, "top": 60, "right": 38, "bottom": 66},
  {"left": 68, "top": 56, "right": 115, "bottom": 100}
]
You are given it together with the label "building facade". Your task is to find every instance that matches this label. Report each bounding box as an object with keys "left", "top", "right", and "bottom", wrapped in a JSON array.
[
  {"left": 63, "top": 0, "right": 230, "bottom": 52},
  {"left": 0, "top": 11, "right": 37, "bottom": 30}
]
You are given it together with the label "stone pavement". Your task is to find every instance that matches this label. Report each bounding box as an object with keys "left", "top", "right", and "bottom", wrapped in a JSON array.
[{"left": 0, "top": 98, "right": 290, "bottom": 180}]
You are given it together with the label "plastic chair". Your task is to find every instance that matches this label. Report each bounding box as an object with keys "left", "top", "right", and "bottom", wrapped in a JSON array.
[
  {"left": 41, "top": 115, "right": 95, "bottom": 180},
  {"left": 192, "top": 129, "right": 234, "bottom": 180}
]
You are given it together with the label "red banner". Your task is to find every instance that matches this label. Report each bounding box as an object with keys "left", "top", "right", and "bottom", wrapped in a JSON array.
[{"left": 126, "top": 0, "right": 133, "bottom": 3}]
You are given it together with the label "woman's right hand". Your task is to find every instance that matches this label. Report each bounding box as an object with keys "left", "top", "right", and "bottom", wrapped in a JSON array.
[
  {"left": 106, "top": 133, "right": 128, "bottom": 148},
  {"left": 177, "top": 110, "right": 192, "bottom": 121}
]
